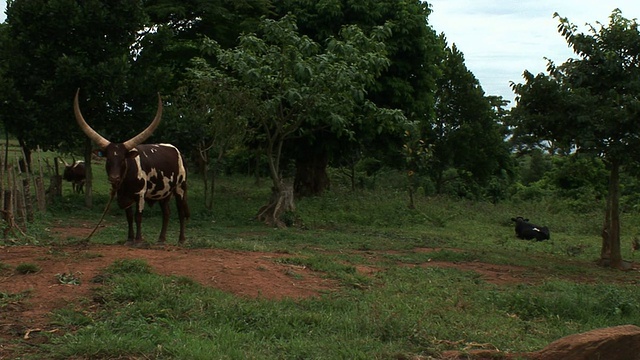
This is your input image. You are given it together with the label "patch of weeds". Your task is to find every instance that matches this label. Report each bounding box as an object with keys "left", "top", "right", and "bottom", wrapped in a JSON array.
[
  {"left": 424, "top": 249, "right": 478, "bottom": 263},
  {"left": 80, "top": 252, "right": 103, "bottom": 259},
  {"left": 284, "top": 268, "right": 304, "bottom": 280},
  {"left": 277, "top": 256, "right": 356, "bottom": 274},
  {"left": 91, "top": 273, "right": 110, "bottom": 284},
  {"left": 564, "top": 244, "right": 587, "bottom": 257},
  {"left": 15, "top": 263, "right": 40, "bottom": 274},
  {"left": 104, "top": 259, "right": 153, "bottom": 275},
  {"left": 52, "top": 306, "right": 94, "bottom": 327},
  {"left": 276, "top": 255, "right": 370, "bottom": 290},
  {"left": 184, "top": 236, "right": 215, "bottom": 249},
  {"left": 92, "top": 259, "right": 153, "bottom": 284},
  {"left": 65, "top": 238, "right": 91, "bottom": 246},
  {"left": 0, "top": 291, "right": 28, "bottom": 307},
  {"left": 56, "top": 272, "right": 82, "bottom": 285},
  {"left": 47, "top": 247, "right": 69, "bottom": 257},
  {"left": 282, "top": 211, "right": 305, "bottom": 228}
]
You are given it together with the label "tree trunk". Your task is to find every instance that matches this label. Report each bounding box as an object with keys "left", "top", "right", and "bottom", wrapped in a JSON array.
[
  {"left": 600, "top": 160, "right": 627, "bottom": 269},
  {"left": 253, "top": 149, "right": 262, "bottom": 187},
  {"left": 432, "top": 161, "right": 447, "bottom": 195},
  {"left": 407, "top": 172, "right": 416, "bottom": 209},
  {"left": 256, "top": 181, "right": 295, "bottom": 228},
  {"left": 600, "top": 195, "right": 611, "bottom": 263},
  {"left": 258, "top": 136, "right": 295, "bottom": 228},
  {"left": 199, "top": 148, "right": 211, "bottom": 210},
  {"left": 207, "top": 161, "right": 218, "bottom": 211},
  {"left": 294, "top": 151, "right": 330, "bottom": 197}
]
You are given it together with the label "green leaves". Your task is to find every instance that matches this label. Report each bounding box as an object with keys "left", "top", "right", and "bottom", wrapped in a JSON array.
[{"left": 515, "top": 9, "right": 640, "bottom": 161}]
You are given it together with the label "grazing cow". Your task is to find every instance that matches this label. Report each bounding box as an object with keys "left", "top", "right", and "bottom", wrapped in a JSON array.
[
  {"left": 62, "top": 159, "right": 86, "bottom": 193},
  {"left": 73, "top": 89, "right": 189, "bottom": 246},
  {"left": 511, "top": 216, "right": 550, "bottom": 241}
]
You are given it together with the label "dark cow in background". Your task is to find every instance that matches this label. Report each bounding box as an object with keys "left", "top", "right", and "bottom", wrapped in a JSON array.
[
  {"left": 62, "top": 159, "right": 86, "bottom": 193},
  {"left": 73, "top": 89, "right": 190, "bottom": 246},
  {"left": 511, "top": 216, "right": 550, "bottom": 241}
]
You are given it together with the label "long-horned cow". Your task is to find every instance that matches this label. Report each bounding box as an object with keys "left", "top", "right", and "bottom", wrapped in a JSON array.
[
  {"left": 73, "top": 89, "right": 189, "bottom": 246},
  {"left": 62, "top": 159, "right": 86, "bottom": 193}
]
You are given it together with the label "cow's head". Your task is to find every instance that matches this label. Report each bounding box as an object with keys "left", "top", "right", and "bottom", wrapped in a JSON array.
[
  {"left": 511, "top": 216, "right": 529, "bottom": 223},
  {"left": 73, "top": 89, "right": 163, "bottom": 188}
]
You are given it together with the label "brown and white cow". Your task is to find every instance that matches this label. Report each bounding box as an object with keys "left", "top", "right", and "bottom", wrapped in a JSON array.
[{"left": 73, "top": 89, "right": 189, "bottom": 246}]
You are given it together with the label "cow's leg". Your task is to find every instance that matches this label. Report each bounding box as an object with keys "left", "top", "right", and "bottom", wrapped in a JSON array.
[
  {"left": 134, "top": 208, "right": 144, "bottom": 244},
  {"left": 158, "top": 198, "right": 170, "bottom": 243},
  {"left": 124, "top": 207, "right": 135, "bottom": 245},
  {"left": 175, "top": 194, "right": 188, "bottom": 244}
]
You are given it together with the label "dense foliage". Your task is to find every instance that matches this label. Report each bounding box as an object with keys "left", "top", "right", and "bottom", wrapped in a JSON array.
[
  {"left": 0, "top": 0, "right": 516, "bottom": 211},
  {"left": 0, "top": 1, "right": 638, "bottom": 248}
]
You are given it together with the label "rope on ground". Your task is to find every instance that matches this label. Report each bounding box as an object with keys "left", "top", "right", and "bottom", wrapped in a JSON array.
[{"left": 84, "top": 189, "right": 115, "bottom": 242}]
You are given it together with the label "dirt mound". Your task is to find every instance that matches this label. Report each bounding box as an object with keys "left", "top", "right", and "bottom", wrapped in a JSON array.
[
  {"left": 0, "top": 244, "right": 338, "bottom": 332},
  {"left": 529, "top": 324, "right": 640, "bottom": 360}
]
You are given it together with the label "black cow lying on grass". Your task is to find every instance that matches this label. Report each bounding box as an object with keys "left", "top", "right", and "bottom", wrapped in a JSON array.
[{"left": 510, "top": 216, "right": 550, "bottom": 241}]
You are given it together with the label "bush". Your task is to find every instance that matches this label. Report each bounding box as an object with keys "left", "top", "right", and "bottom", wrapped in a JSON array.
[{"left": 15, "top": 263, "right": 40, "bottom": 274}]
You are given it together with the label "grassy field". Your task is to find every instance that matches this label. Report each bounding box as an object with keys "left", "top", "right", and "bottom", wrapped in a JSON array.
[{"left": 2, "top": 167, "right": 640, "bottom": 359}]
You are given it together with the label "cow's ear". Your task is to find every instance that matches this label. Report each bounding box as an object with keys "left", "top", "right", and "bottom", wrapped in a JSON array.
[
  {"left": 126, "top": 149, "right": 140, "bottom": 159},
  {"left": 93, "top": 149, "right": 104, "bottom": 157}
]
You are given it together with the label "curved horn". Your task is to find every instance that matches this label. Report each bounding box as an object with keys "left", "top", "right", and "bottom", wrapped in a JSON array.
[
  {"left": 122, "top": 93, "right": 163, "bottom": 150},
  {"left": 74, "top": 89, "right": 111, "bottom": 149}
]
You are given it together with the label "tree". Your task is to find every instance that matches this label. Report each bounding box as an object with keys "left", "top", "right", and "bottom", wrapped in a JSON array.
[
  {"left": 130, "top": 0, "right": 272, "bottom": 101},
  {"left": 512, "top": 9, "right": 640, "bottom": 269},
  {"left": 273, "top": 0, "right": 441, "bottom": 196},
  {"left": 431, "top": 41, "right": 512, "bottom": 198},
  {"left": 169, "top": 58, "right": 252, "bottom": 210},
  {"left": 212, "top": 15, "right": 403, "bottom": 227},
  {"left": 2, "top": 0, "right": 147, "bottom": 207}
]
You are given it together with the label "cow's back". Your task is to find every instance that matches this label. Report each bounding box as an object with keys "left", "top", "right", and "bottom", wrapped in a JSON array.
[{"left": 122, "top": 144, "right": 187, "bottom": 202}]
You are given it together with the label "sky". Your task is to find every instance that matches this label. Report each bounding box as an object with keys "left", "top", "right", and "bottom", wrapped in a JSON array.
[
  {"left": 1, "top": 1, "right": 639, "bottom": 106},
  {"left": 428, "top": 0, "right": 640, "bottom": 106}
]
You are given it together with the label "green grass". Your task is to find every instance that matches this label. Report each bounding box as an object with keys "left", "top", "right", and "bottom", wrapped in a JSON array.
[
  {"left": 4, "top": 171, "right": 640, "bottom": 359},
  {"left": 14, "top": 262, "right": 40, "bottom": 274}
]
